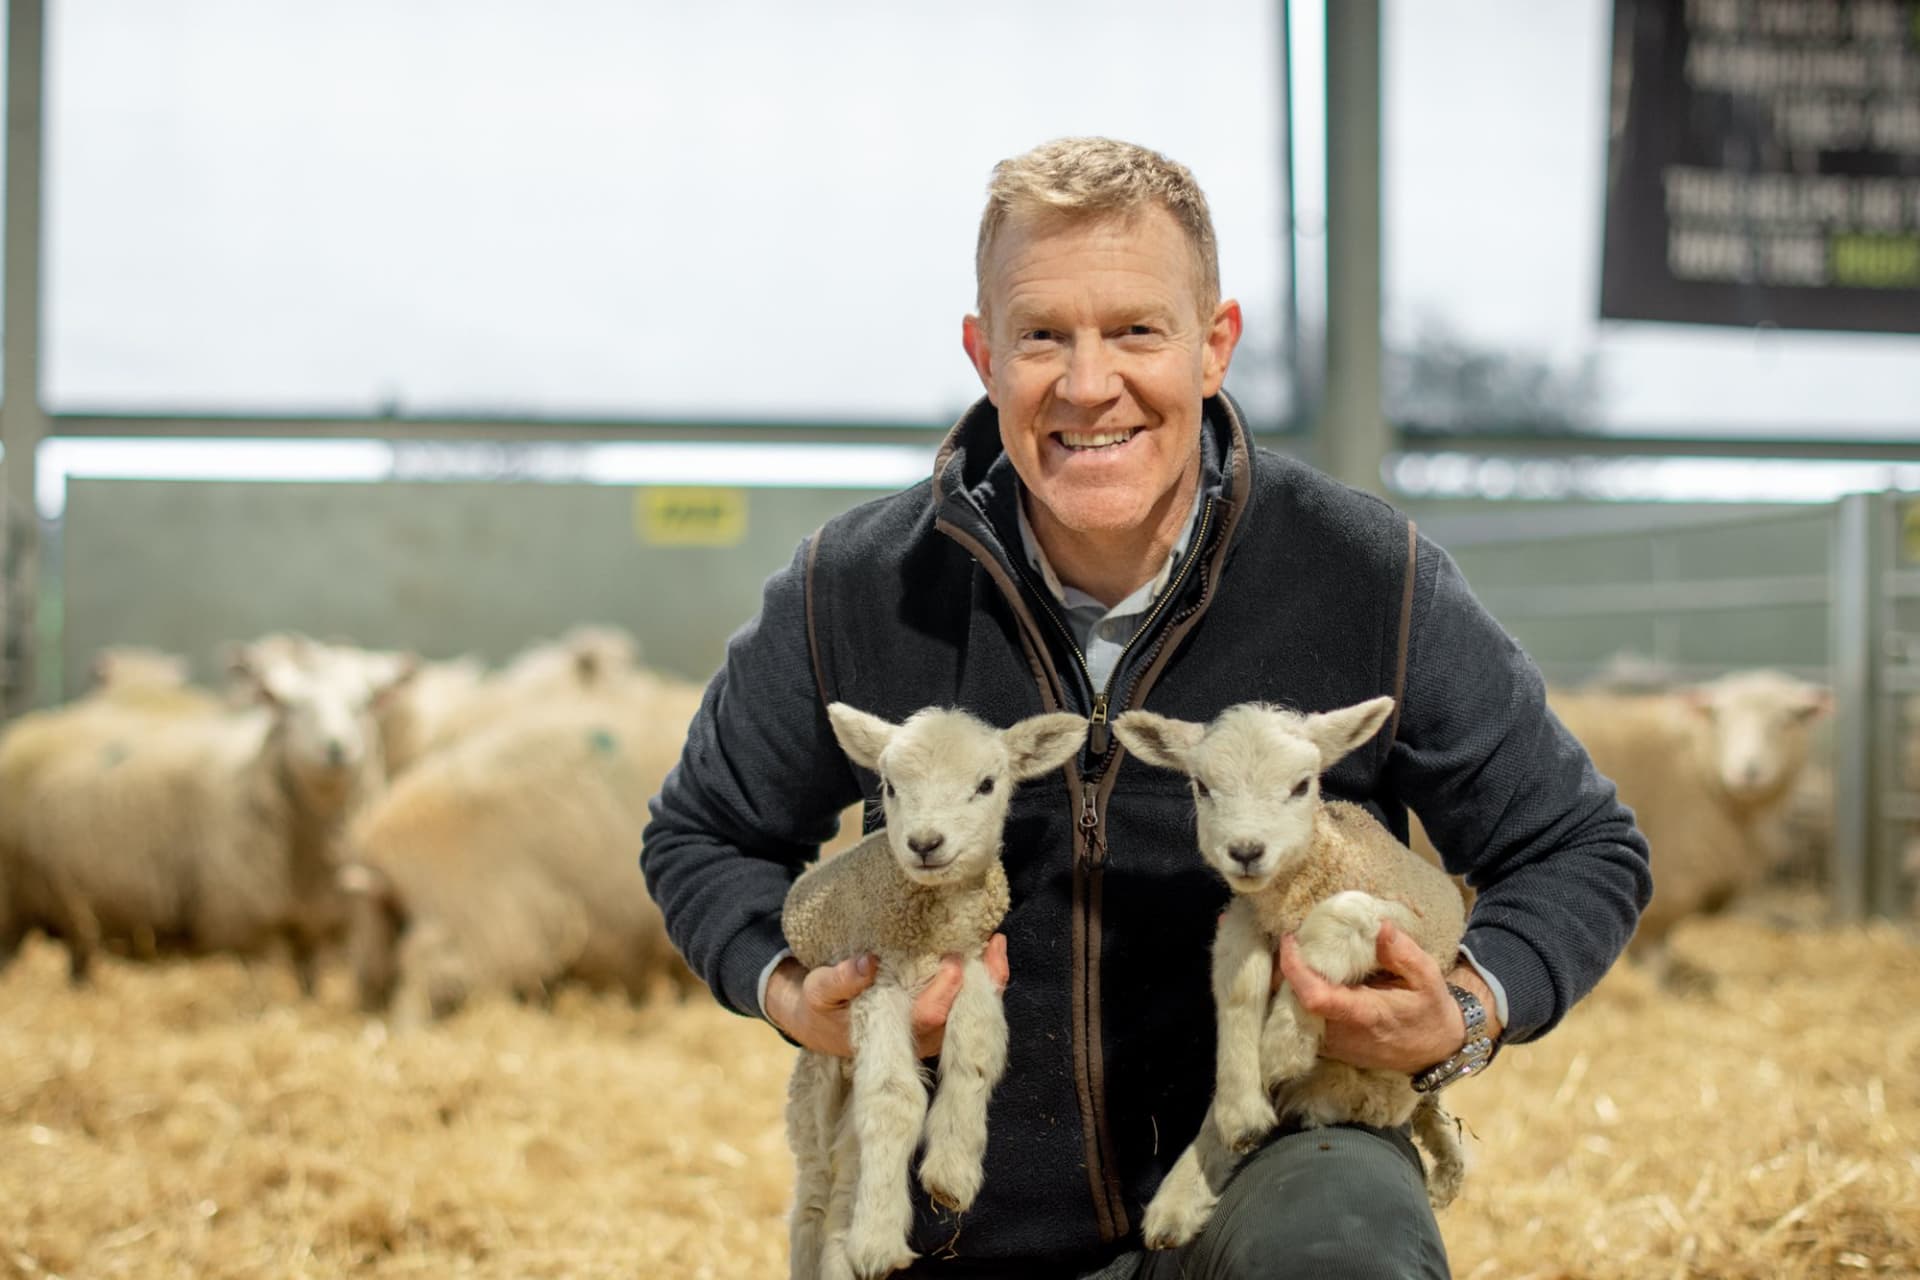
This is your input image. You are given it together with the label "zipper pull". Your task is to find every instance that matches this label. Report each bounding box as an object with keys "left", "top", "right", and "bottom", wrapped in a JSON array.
[
  {"left": 1079, "top": 787, "right": 1104, "bottom": 863},
  {"left": 1089, "top": 693, "right": 1110, "bottom": 756}
]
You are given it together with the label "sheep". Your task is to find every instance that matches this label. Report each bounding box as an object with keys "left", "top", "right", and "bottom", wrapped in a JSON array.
[
  {"left": 0, "top": 635, "right": 409, "bottom": 986},
  {"left": 374, "top": 625, "right": 642, "bottom": 773},
  {"left": 339, "top": 666, "right": 710, "bottom": 1024},
  {"left": 1546, "top": 668, "right": 1830, "bottom": 975},
  {"left": 782, "top": 703, "right": 1086, "bottom": 1280},
  {"left": 1112, "top": 697, "right": 1470, "bottom": 1250}
]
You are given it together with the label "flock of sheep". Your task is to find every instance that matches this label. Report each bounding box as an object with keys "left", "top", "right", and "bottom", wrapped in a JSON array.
[
  {"left": 0, "top": 635, "right": 1841, "bottom": 1022},
  {"left": 0, "top": 626, "right": 704, "bottom": 1023}
]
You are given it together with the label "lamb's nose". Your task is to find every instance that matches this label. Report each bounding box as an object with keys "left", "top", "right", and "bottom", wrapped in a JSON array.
[
  {"left": 326, "top": 740, "right": 347, "bottom": 769},
  {"left": 1227, "top": 841, "right": 1264, "bottom": 870},
  {"left": 908, "top": 833, "right": 945, "bottom": 860}
]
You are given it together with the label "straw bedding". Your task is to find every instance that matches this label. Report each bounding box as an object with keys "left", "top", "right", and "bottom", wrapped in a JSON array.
[{"left": 3, "top": 895, "right": 1915, "bottom": 1279}]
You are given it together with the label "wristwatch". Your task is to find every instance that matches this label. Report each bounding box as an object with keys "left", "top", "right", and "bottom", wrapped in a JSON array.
[{"left": 1410, "top": 984, "right": 1498, "bottom": 1094}]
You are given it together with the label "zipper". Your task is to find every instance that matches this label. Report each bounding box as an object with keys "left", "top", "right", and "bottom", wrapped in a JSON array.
[
  {"left": 1087, "top": 496, "right": 1216, "bottom": 757},
  {"left": 1010, "top": 496, "right": 1218, "bottom": 762},
  {"left": 1078, "top": 787, "right": 1104, "bottom": 865}
]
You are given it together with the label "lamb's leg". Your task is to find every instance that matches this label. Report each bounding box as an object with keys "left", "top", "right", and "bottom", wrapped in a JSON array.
[
  {"left": 1142, "top": 1097, "right": 1247, "bottom": 1249},
  {"left": 787, "top": 1049, "right": 847, "bottom": 1280},
  {"left": 1210, "top": 898, "right": 1278, "bottom": 1151},
  {"left": 51, "top": 873, "right": 99, "bottom": 986},
  {"left": 842, "top": 982, "right": 924, "bottom": 1280},
  {"left": 820, "top": 1086, "right": 860, "bottom": 1280},
  {"left": 918, "top": 954, "right": 1006, "bottom": 1213},
  {"left": 1411, "top": 1093, "right": 1466, "bottom": 1210}
]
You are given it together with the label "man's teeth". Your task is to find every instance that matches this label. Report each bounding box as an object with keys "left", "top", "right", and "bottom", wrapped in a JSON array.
[{"left": 1059, "top": 429, "right": 1136, "bottom": 449}]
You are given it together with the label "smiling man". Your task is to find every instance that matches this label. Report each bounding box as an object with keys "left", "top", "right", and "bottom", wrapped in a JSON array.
[{"left": 643, "top": 138, "right": 1650, "bottom": 1279}]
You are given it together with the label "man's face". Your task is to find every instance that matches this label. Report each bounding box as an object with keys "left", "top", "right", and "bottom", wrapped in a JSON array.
[{"left": 962, "top": 206, "right": 1241, "bottom": 548}]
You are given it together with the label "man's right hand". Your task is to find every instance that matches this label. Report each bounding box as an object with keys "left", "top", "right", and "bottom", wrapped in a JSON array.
[{"left": 764, "top": 934, "right": 1011, "bottom": 1059}]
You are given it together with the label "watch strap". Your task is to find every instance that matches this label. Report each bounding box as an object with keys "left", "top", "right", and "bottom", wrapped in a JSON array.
[{"left": 1410, "top": 983, "right": 1497, "bottom": 1094}]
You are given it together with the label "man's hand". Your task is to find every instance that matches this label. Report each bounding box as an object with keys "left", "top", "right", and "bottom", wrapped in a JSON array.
[
  {"left": 1275, "top": 920, "right": 1503, "bottom": 1074},
  {"left": 765, "top": 933, "right": 1012, "bottom": 1059}
]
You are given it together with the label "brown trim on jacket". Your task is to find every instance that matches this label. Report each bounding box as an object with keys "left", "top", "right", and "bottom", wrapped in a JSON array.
[{"left": 1387, "top": 519, "right": 1418, "bottom": 746}]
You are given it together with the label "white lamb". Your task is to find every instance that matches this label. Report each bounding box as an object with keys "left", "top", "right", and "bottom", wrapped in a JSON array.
[
  {"left": 780, "top": 703, "right": 1086, "bottom": 1280},
  {"left": 1113, "top": 697, "right": 1470, "bottom": 1250}
]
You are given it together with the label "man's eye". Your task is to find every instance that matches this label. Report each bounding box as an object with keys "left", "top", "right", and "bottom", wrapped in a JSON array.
[
  {"left": 1023, "top": 329, "right": 1058, "bottom": 343},
  {"left": 1289, "top": 779, "right": 1310, "bottom": 799},
  {"left": 976, "top": 777, "right": 995, "bottom": 796}
]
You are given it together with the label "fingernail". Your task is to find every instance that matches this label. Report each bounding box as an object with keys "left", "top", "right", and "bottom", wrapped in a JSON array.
[{"left": 856, "top": 954, "right": 876, "bottom": 977}]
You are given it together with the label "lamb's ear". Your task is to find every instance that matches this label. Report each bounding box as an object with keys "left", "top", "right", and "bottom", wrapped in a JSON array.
[
  {"left": 1302, "top": 696, "right": 1395, "bottom": 767},
  {"left": 827, "top": 702, "right": 898, "bottom": 771},
  {"left": 1112, "top": 711, "right": 1206, "bottom": 772},
  {"left": 1003, "top": 712, "right": 1089, "bottom": 780}
]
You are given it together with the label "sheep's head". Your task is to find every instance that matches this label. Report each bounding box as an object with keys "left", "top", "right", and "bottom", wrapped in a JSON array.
[
  {"left": 828, "top": 703, "right": 1087, "bottom": 886},
  {"left": 1683, "top": 670, "right": 1830, "bottom": 808},
  {"left": 234, "top": 636, "right": 418, "bottom": 808},
  {"left": 1113, "top": 697, "right": 1394, "bottom": 892}
]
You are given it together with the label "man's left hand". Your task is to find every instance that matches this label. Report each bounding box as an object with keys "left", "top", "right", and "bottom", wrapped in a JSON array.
[{"left": 1275, "top": 920, "right": 1503, "bottom": 1074}]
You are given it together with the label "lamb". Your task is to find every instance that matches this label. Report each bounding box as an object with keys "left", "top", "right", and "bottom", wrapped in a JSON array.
[
  {"left": 339, "top": 666, "right": 708, "bottom": 1023},
  {"left": 1112, "top": 697, "right": 1469, "bottom": 1250},
  {"left": 782, "top": 703, "right": 1085, "bottom": 1280},
  {"left": 1546, "top": 668, "right": 1830, "bottom": 971},
  {"left": 0, "top": 635, "right": 410, "bottom": 986}
]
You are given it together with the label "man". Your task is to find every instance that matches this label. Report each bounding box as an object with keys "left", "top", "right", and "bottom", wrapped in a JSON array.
[{"left": 643, "top": 137, "right": 1650, "bottom": 1278}]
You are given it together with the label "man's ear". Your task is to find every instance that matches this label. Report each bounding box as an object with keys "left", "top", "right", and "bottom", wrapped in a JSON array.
[
  {"left": 1201, "top": 298, "right": 1243, "bottom": 397},
  {"left": 962, "top": 314, "right": 998, "bottom": 401},
  {"left": 1112, "top": 711, "right": 1207, "bottom": 772},
  {"left": 827, "top": 703, "right": 898, "bottom": 772},
  {"left": 1003, "top": 712, "right": 1089, "bottom": 781},
  {"left": 1302, "top": 696, "right": 1395, "bottom": 768}
]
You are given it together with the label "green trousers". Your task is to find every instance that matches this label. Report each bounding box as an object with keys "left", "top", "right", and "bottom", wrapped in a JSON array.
[{"left": 901, "top": 1122, "right": 1451, "bottom": 1280}]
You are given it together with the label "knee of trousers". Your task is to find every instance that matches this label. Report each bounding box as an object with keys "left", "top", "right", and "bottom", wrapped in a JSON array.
[{"left": 1186, "top": 1123, "right": 1450, "bottom": 1280}]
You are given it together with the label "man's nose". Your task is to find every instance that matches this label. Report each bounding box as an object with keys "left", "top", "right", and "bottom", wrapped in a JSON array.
[{"left": 1059, "top": 338, "right": 1120, "bottom": 406}]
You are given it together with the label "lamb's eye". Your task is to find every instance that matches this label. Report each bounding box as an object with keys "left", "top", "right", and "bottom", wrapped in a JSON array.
[
  {"left": 1194, "top": 779, "right": 1211, "bottom": 799},
  {"left": 1290, "top": 778, "right": 1311, "bottom": 799},
  {"left": 976, "top": 777, "right": 995, "bottom": 796}
]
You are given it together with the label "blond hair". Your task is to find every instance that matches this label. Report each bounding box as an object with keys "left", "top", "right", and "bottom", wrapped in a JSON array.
[{"left": 974, "top": 137, "right": 1221, "bottom": 319}]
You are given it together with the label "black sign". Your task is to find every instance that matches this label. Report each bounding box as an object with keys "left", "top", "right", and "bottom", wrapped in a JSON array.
[{"left": 1601, "top": 0, "right": 1920, "bottom": 334}]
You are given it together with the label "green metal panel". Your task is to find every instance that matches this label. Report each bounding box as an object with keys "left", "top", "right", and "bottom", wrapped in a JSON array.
[{"left": 60, "top": 478, "right": 884, "bottom": 696}]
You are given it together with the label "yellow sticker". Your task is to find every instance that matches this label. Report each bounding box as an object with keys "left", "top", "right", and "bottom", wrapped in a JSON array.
[
  {"left": 638, "top": 487, "right": 749, "bottom": 547},
  {"left": 1903, "top": 501, "right": 1920, "bottom": 566}
]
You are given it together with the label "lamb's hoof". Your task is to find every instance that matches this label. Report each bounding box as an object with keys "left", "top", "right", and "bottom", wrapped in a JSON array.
[
  {"left": 919, "top": 1148, "right": 984, "bottom": 1213},
  {"left": 842, "top": 1228, "right": 915, "bottom": 1280},
  {"left": 1212, "top": 1096, "right": 1276, "bottom": 1154},
  {"left": 1142, "top": 1190, "right": 1213, "bottom": 1250}
]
